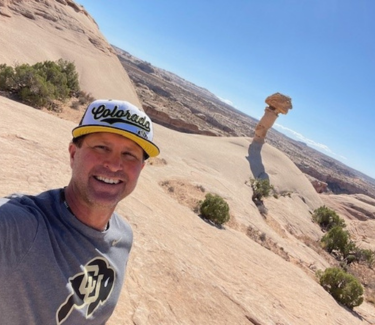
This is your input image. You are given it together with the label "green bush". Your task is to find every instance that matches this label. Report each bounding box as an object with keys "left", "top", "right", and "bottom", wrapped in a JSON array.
[
  {"left": 56, "top": 59, "right": 80, "bottom": 95},
  {"left": 312, "top": 206, "right": 346, "bottom": 231},
  {"left": 250, "top": 178, "right": 274, "bottom": 203},
  {"left": 317, "top": 267, "right": 364, "bottom": 309},
  {"left": 14, "top": 65, "right": 54, "bottom": 107},
  {"left": 199, "top": 193, "right": 230, "bottom": 226},
  {"left": 0, "top": 64, "right": 15, "bottom": 90},
  {"left": 0, "top": 59, "right": 80, "bottom": 108},
  {"left": 347, "top": 248, "right": 375, "bottom": 267},
  {"left": 357, "top": 248, "right": 375, "bottom": 265},
  {"left": 321, "top": 226, "right": 355, "bottom": 258}
]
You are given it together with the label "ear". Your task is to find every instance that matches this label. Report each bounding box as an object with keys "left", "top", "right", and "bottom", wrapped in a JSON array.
[{"left": 68, "top": 142, "right": 77, "bottom": 168}]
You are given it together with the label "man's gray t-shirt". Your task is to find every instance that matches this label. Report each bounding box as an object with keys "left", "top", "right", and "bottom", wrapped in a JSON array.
[{"left": 0, "top": 188, "right": 133, "bottom": 325}]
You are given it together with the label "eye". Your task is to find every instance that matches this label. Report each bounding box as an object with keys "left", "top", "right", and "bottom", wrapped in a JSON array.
[
  {"left": 122, "top": 151, "right": 140, "bottom": 161},
  {"left": 94, "top": 145, "right": 110, "bottom": 152}
]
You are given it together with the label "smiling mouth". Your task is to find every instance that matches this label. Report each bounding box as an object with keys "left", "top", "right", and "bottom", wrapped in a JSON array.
[{"left": 94, "top": 176, "right": 122, "bottom": 185}]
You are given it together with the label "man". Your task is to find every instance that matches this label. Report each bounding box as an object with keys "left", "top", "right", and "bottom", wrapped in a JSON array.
[{"left": 0, "top": 99, "right": 160, "bottom": 325}]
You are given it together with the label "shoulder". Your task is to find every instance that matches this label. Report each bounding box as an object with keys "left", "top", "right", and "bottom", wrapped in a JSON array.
[
  {"left": 112, "top": 212, "right": 132, "bottom": 233},
  {"left": 0, "top": 194, "right": 41, "bottom": 268},
  {"left": 0, "top": 189, "right": 61, "bottom": 246},
  {"left": 0, "top": 190, "right": 62, "bottom": 266},
  {"left": 0, "top": 189, "right": 60, "bottom": 217},
  {"left": 0, "top": 194, "right": 39, "bottom": 223},
  {"left": 110, "top": 212, "right": 133, "bottom": 247}
]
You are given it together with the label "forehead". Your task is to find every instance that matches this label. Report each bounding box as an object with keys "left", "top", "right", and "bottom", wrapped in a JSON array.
[{"left": 84, "top": 132, "right": 142, "bottom": 151}]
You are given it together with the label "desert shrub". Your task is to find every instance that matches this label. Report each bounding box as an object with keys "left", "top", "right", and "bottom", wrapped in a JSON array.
[
  {"left": 357, "top": 248, "right": 375, "bottom": 266},
  {"left": 199, "top": 193, "right": 230, "bottom": 226},
  {"left": 0, "top": 64, "right": 15, "bottom": 90},
  {"left": 312, "top": 206, "right": 346, "bottom": 231},
  {"left": 33, "top": 60, "right": 69, "bottom": 99},
  {"left": 76, "top": 90, "right": 95, "bottom": 105},
  {"left": 321, "top": 226, "right": 355, "bottom": 258},
  {"left": 70, "top": 100, "right": 80, "bottom": 110},
  {"left": 347, "top": 248, "right": 375, "bottom": 267},
  {"left": 250, "top": 178, "right": 274, "bottom": 203},
  {"left": 56, "top": 59, "right": 80, "bottom": 95},
  {"left": 317, "top": 267, "right": 364, "bottom": 309},
  {"left": 15, "top": 65, "right": 54, "bottom": 107},
  {"left": 0, "top": 59, "right": 80, "bottom": 108}
]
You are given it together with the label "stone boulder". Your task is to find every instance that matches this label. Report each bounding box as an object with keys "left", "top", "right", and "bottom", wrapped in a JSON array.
[{"left": 265, "top": 92, "right": 293, "bottom": 114}]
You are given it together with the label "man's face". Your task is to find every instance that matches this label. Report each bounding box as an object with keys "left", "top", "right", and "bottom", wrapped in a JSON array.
[{"left": 69, "top": 132, "right": 145, "bottom": 209}]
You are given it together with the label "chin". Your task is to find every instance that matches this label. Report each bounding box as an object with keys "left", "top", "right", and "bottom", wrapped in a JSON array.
[{"left": 88, "top": 191, "right": 125, "bottom": 208}]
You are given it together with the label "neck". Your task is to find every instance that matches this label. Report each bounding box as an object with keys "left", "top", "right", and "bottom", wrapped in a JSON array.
[{"left": 63, "top": 186, "right": 111, "bottom": 232}]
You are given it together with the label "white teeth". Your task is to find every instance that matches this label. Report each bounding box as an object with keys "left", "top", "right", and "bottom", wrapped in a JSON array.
[{"left": 96, "top": 176, "right": 120, "bottom": 184}]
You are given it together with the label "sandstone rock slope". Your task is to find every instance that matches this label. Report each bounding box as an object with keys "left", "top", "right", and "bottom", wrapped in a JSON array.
[
  {"left": 0, "top": 0, "right": 141, "bottom": 107},
  {"left": 1, "top": 96, "right": 375, "bottom": 324},
  {"left": 1, "top": 1, "right": 375, "bottom": 323}
]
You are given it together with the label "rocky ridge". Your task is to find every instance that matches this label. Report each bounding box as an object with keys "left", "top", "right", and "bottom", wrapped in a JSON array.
[{"left": 114, "top": 46, "right": 375, "bottom": 199}]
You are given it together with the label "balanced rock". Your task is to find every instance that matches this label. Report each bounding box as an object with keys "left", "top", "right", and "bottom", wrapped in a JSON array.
[
  {"left": 265, "top": 92, "right": 293, "bottom": 114},
  {"left": 252, "top": 92, "right": 293, "bottom": 143}
]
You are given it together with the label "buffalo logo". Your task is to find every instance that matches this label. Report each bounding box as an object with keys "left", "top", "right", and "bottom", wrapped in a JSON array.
[{"left": 56, "top": 257, "right": 116, "bottom": 324}]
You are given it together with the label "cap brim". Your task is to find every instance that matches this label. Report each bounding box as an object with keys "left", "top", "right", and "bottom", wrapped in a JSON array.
[{"left": 72, "top": 125, "right": 160, "bottom": 158}]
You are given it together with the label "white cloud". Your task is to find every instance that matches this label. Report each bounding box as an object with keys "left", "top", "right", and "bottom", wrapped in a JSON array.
[
  {"left": 274, "top": 123, "right": 347, "bottom": 161},
  {"left": 218, "top": 97, "right": 234, "bottom": 106}
]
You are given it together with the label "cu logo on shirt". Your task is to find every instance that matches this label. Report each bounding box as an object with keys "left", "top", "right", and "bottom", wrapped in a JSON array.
[{"left": 56, "top": 257, "right": 116, "bottom": 324}]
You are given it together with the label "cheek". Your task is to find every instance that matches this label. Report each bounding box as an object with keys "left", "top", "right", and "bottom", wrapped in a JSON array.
[
  {"left": 70, "top": 154, "right": 77, "bottom": 169},
  {"left": 71, "top": 151, "right": 94, "bottom": 174},
  {"left": 126, "top": 163, "right": 144, "bottom": 181}
]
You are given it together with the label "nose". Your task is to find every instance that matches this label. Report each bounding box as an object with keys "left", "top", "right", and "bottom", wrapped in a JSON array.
[{"left": 104, "top": 152, "right": 123, "bottom": 171}]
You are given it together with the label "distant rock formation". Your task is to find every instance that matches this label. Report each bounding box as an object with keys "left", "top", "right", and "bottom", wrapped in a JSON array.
[
  {"left": 143, "top": 103, "right": 217, "bottom": 136},
  {"left": 305, "top": 174, "right": 329, "bottom": 194},
  {"left": 253, "top": 93, "right": 292, "bottom": 143}
]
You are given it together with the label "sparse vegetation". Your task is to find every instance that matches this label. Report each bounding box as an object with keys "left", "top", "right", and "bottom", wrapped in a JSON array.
[
  {"left": 70, "top": 100, "right": 80, "bottom": 110},
  {"left": 312, "top": 206, "right": 346, "bottom": 231},
  {"left": 352, "top": 248, "right": 375, "bottom": 267},
  {"left": 312, "top": 205, "right": 375, "bottom": 307},
  {"left": 199, "top": 193, "right": 230, "bottom": 226},
  {"left": 321, "top": 226, "right": 355, "bottom": 258},
  {"left": 76, "top": 89, "right": 95, "bottom": 105},
  {"left": 317, "top": 267, "right": 364, "bottom": 309},
  {"left": 279, "top": 190, "right": 292, "bottom": 198},
  {"left": 250, "top": 178, "right": 274, "bottom": 204},
  {"left": 0, "top": 59, "right": 82, "bottom": 109},
  {"left": 313, "top": 206, "right": 374, "bottom": 266}
]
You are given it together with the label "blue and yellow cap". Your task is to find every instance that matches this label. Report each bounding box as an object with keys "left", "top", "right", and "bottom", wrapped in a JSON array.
[{"left": 72, "top": 99, "right": 160, "bottom": 157}]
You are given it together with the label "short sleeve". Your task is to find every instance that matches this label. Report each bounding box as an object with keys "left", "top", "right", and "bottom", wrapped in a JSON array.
[{"left": 0, "top": 198, "right": 39, "bottom": 269}]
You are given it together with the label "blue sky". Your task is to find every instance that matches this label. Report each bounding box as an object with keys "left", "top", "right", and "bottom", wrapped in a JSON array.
[{"left": 77, "top": 0, "right": 375, "bottom": 179}]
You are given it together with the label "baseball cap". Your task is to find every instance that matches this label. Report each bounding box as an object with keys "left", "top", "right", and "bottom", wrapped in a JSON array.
[{"left": 72, "top": 99, "right": 160, "bottom": 158}]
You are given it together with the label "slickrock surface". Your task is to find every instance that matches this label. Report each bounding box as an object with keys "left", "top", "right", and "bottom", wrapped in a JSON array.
[
  {"left": 0, "top": 0, "right": 140, "bottom": 107},
  {"left": 1, "top": 96, "right": 375, "bottom": 324},
  {"left": 1, "top": 1, "right": 375, "bottom": 323}
]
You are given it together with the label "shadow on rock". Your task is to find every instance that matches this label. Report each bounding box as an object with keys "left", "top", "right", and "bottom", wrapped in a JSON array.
[
  {"left": 247, "top": 141, "right": 269, "bottom": 180},
  {"left": 198, "top": 215, "right": 225, "bottom": 230}
]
